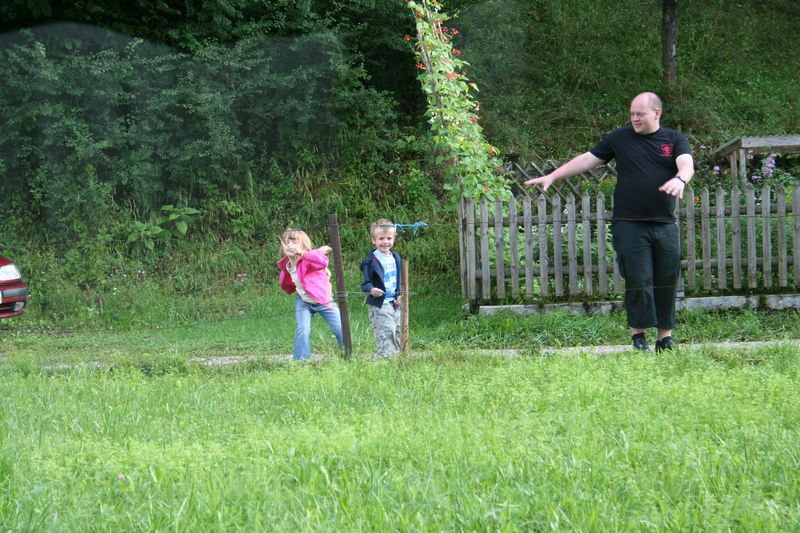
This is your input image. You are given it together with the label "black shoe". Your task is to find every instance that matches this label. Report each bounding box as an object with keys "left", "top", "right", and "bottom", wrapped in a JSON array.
[
  {"left": 632, "top": 333, "right": 649, "bottom": 351},
  {"left": 655, "top": 336, "right": 676, "bottom": 352}
]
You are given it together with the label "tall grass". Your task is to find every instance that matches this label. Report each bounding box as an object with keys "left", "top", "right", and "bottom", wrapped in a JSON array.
[
  {"left": 2, "top": 261, "right": 799, "bottom": 530},
  {"left": 1, "top": 347, "right": 798, "bottom": 530}
]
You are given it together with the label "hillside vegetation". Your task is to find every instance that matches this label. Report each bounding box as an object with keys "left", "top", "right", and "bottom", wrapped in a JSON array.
[
  {"left": 450, "top": 0, "right": 800, "bottom": 160},
  {"left": 0, "top": 0, "right": 798, "bottom": 330}
]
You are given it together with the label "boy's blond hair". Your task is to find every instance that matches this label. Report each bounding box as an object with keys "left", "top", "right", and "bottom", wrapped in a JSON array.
[
  {"left": 370, "top": 219, "right": 396, "bottom": 237},
  {"left": 280, "top": 228, "right": 313, "bottom": 251}
]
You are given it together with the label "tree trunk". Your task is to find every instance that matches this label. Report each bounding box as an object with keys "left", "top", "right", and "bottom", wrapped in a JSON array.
[{"left": 661, "top": 0, "right": 678, "bottom": 86}]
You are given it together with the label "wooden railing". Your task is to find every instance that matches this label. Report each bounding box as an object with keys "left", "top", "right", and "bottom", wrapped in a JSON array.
[{"left": 459, "top": 184, "right": 800, "bottom": 305}]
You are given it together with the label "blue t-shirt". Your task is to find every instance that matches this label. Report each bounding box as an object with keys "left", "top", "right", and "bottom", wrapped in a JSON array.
[{"left": 375, "top": 251, "right": 397, "bottom": 301}]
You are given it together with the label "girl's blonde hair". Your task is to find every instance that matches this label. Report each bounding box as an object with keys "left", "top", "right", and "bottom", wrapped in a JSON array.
[{"left": 280, "top": 229, "right": 313, "bottom": 251}]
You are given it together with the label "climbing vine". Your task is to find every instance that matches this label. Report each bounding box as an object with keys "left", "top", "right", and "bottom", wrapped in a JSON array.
[{"left": 405, "top": 0, "right": 509, "bottom": 200}]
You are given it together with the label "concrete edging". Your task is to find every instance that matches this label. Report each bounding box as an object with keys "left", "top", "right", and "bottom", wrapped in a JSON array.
[{"left": 473, "top": 293, "right": 800, "bottom": 316}]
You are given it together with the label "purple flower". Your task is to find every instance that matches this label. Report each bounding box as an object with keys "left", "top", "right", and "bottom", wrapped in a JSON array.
[
  {"left": 712, "top": 165, "right": 720, "bottom": 175},
  {"left": 751, "top": 174, "right": 762, "bottom": 180},
  {"left": 762, "top": 154, "right": 776, "bottom": 177}
]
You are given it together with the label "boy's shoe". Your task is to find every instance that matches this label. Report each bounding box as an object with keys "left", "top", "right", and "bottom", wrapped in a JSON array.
[
  {"left": 655, "top": 336, "right": 676, "bottom": 352},
  {"left": 632, "top": 333, "right": 649, "bottom": 351}
]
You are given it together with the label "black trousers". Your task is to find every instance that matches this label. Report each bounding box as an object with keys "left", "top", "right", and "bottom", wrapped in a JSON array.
[{"left": 612, "top": 220, "right": 681, "bottom": 330}]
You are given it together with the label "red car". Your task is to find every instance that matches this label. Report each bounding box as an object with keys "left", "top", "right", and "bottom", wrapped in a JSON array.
[{"left": 0, "top": 255, "right": 28, "bottom": 318}]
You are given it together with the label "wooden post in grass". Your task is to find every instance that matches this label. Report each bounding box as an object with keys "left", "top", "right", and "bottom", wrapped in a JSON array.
[
  {"left": 400, "top": 260, "right": 410, "bottom": 355},
  {"left": 329, "top": 213, "right": 352, "bottom": 357}
]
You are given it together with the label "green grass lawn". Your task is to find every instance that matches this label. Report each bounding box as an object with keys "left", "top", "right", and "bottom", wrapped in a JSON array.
[
  {"left": 1, "top": 289, "right": 800, "bottom": 531},
  {"left": 1, "top": 347, "right": 799, "bottom": 531},
  {"left": 4, "top": 283, "right": 800, "bottom": 361}
]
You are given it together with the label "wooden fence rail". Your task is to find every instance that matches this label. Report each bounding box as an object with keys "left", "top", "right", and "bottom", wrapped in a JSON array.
[{"left": 459, "top": 184, "right": 800, "bottom": 305}]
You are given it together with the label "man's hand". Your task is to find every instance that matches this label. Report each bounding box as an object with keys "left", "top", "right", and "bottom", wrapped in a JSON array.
[
  {"left": 369, "top": 287, "right": 385, "bottom": 297},
  {"left": 524, "top": 173, "right": 556, "bottom": 192},
  {"left": 658, "top": 177, "right": 686, "bottom": 199}
]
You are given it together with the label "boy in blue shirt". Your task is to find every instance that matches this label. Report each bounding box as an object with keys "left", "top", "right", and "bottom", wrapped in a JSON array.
[{"left": 360, "top": 219, "right": 403, "bottom": 358}]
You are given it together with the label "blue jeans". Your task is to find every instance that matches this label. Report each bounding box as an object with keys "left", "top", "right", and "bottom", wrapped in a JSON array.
[{"left": 294, "top": 294, "right": 343, "bottom": 360}]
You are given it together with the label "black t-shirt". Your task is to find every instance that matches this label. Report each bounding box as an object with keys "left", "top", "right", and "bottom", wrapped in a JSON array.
[{"left": 590, "top": 126, "right": 692, "bottom": 222}]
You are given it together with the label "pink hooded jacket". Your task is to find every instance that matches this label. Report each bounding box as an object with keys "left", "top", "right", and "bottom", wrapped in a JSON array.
[{"left": 277, "top": 248, "right": 334, "bottom": 308}]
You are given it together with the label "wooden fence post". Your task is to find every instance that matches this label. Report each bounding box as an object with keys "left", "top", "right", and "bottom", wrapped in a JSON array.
[
  {"left": 465, "top": 198, "right": 477, "bottom": 311},
  {"left": 458, "top": 199, "right": 468, "bottom": 301},
  {"left": 400, "top": 261, "right": 410, "bottom": 356},
  {"left": 328, "top": 213, "right": 352, "bottom": 357}
]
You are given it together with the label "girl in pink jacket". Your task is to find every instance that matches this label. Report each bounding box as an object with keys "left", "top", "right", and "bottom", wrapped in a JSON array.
[{"left": 277, "top": 229, "right": 343, "bottom": 360}]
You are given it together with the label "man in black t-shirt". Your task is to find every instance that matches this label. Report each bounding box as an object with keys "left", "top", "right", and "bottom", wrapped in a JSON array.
[{"left": 525, "top": 92, "right": 695, "bottom": 352}]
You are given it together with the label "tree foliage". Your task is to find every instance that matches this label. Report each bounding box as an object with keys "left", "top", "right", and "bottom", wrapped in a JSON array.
[
  {"left": 0, "top": 17, "right": 407, "bottom": 247},
  {"left": 0, "top": 0, "right": 798, "bottom": 271}
]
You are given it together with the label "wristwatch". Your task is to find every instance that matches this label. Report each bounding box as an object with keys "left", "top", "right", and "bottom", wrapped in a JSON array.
[{"left": 675, "top": 175, "right": 687, "bottom": 184}]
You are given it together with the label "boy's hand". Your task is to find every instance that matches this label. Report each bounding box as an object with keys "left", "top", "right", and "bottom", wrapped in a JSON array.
[{"left": 370, "top": 288, "right": 384, "bottom": 297}]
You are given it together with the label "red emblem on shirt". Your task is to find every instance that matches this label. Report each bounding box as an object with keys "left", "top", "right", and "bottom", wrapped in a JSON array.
[{"left": 660, "top": 144, "right": 673, "bottom": 157}]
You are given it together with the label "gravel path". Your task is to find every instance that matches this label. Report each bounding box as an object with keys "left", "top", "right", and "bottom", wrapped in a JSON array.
[{"left": 190, "top": 339, "right": 800, "bottom": 365}]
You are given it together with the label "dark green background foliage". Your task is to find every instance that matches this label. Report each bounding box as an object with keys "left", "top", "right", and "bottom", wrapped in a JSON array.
[
  {"left": 446, "top": 0, "right": 800, "bottom": 157},
  {"left": 0, "top": 21, "right": 407, "bottom": 246},
  {"left": 0, "top": 0, "right": 798, "bottom": 325}
]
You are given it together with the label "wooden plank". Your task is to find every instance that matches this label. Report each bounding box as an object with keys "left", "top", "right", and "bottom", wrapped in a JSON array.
[
  {"left": 400, "top": 260, "right": 409, "bottom": 355},
  {"left": 567, "top": 194, "right": 578, "bottom": 296},
  {"left": 581, "top": 193, "right": 593, "bottom": 296},
  {"left": 609, "top": 185, "right": 621, "bottom": 294},
  {"left": 794, "top": 185, "right": 800, "bottom": 286},
  {"left": 329, "top": 213, "right": 353, "bottom": 357},
  {"left": 509, "top": 196, "right": 520, "bottom": 298},
  {"left": 685, "top": 186, "right": 696, "bottom": 290},
  {"left": 716, "top": 135, "right": 800, "bottom": 157},
  {"left": 701, "top": 187, "right": 712, "bottom": 290},
  {"left": 494, "top": 199, "right": 506, "bottom": 300},
  {"left": 552, "top": 195, "right": 564, "bottom": 297},
  {"left": 746, "top": 186, "right": 757, "bottom": 289},
  {"left": 480, "top": 198, "right": 491, "bottom": 300},
  {"left": 538, "top": 194, "right": 550, "bottom": 297},
  {"left": 458, "top": 199, "right": 467, "bottom": 300},
  {"left": 597, "top": 192, "right": 608, "bottom": 296},
  {"left": 465, "top": 198, "right": 477, "bottom": 302},
  {"left": 739, "top": 135, "right": 800, "bottom": 153},
  {"left": 761, "top": 184, "right": 772, "bottom": 288},
  {"left": 715, "top": 137, "right": 743, "bottom": 158},
  {"left": 739, "top": 149, "right": 747, "bottom": 184},
  {"left": 523, "top": 195, "right": 534, "bottom": 297},
  {"left": 777, "top": 186, "right": 787, "bottom": 287},
  {"left": 716, "top": 187, "right": 727, "bottom": 290},
  {"left": 731, "top": 187, "right": 742, "bottom": 289},
  {"left": 676, "top": 193, "right": 684, "bottom": 297}
]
